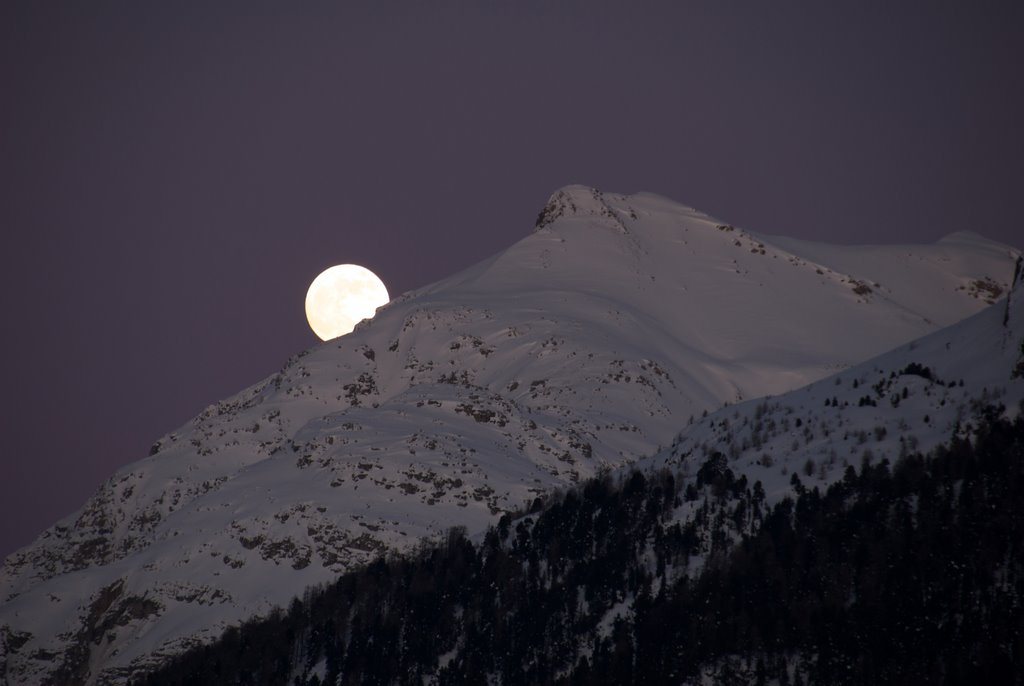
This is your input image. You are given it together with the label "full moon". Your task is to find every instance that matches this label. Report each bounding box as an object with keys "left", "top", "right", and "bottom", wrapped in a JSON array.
[{"left": 305, "top": 264, "right": 390, "bottom": 341}]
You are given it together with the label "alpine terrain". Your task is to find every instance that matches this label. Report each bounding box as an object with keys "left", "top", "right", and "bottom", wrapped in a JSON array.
[{"left": 1, "top": 186, "right": 1019, "bottom": 685}]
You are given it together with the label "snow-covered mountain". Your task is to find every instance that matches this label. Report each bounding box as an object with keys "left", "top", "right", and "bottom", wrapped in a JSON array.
[
  {"left": 0, "top": 186, "right": 1018, "bottom": 685},
  {"left": 136, "top": 256, "right": 1024, "bottom": 686},
  {"left": 655, "top": 253, "right": 1024, "bottom": 503}
]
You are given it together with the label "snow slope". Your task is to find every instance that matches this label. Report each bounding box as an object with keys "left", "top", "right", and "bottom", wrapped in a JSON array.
[
  {"left": 654, "top": 256, "right": 1024, "bottom": 505},
  {"left": 498, "top": 257, "right": 1024, "bottom": 686},
  {"left": 0, "top": 186, "right": 1018, "bottom": 684}
]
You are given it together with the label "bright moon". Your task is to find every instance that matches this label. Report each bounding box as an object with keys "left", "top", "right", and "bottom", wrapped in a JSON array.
[{"left": 305, "top": 264, "right": 390, "bottom": 341}]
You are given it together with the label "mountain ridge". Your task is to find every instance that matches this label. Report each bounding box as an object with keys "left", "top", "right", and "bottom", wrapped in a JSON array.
[
  {"left": 1, "top": 186, "right": 1019, "bottom": 684},
  {"left": 133, "top": 252, "right": 1024, "bottom": 686}
]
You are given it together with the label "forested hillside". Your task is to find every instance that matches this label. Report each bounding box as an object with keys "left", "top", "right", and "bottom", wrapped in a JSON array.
[{"left": 134, "top": 405, "right": 1024, "bottom": 686}]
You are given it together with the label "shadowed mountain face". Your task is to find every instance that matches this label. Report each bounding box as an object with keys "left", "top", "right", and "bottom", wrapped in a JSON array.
[{"left": 1, "top": 186, "right": 1019, "bottom": 685}]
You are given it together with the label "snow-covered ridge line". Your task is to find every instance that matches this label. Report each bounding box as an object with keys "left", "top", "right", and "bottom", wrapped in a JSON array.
[
  {"left": 656, "top": 252, "right": 1024, "bottom": 502},
  {"left": 0, "top": 186, "right": 1019, "bottom": 685},
  {"left": 142, "top": 268, "right": 1024, "bottom": 684}
]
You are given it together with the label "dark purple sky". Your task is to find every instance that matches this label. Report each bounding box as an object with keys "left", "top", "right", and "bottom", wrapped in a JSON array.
[{"left": 1, "top": 3, "right": 1021, "bottom": 559}]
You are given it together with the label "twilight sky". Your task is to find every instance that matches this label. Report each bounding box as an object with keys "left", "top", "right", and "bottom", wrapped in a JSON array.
[{"left": 1, "top": 2, "right": 1021, "bottom": 558}]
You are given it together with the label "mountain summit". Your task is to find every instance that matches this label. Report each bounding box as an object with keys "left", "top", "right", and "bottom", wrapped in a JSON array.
[{"left": 1, "top": 187, "right": 1018, "bottom": 684}]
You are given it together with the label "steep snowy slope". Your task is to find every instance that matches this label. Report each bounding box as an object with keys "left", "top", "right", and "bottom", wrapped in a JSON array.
[
  {"left": 0, "top": 186, "right": 1017, "bottom": 684},
  {"left": 655, "top": 255, "right": 1024, "bottom": 513},
  {"left": 131, "top": 259, "right": 1024, "bottom": 686},
  {"left": 469, "top": 257, "right": 1024, "bottom": 686}
]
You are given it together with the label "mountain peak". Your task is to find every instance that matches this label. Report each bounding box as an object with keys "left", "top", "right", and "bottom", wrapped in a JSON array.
[
  {"left": 2, "top": 189, "right": 1020, "bottom": 685},
  {"left": 533, "top": 185, "right": 634, "bottom": 232}
]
